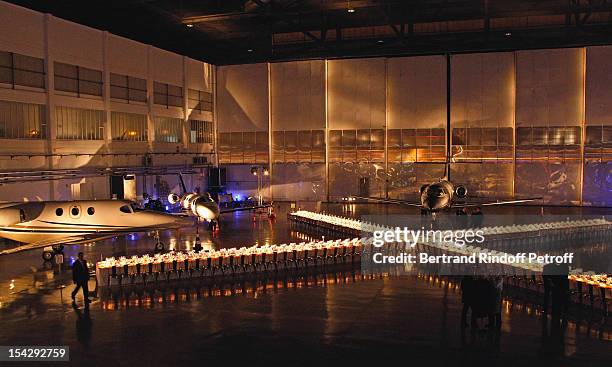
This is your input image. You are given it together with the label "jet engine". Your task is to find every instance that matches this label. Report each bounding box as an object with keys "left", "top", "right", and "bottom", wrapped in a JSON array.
[
  {"left": 0, "top": 208, "right": 26, "bottom": 226},
  {"left": 167, "top": 193, "right": 218, "bottom": 221},
  {"left": 167, "top": 193, "right": 180, "bottom": 204},
  {"left": 455, "top": 185, "right": 468, "bottom": 199},
  {"left": 420, "top": 184, "right": 429, "bottom": 194}
]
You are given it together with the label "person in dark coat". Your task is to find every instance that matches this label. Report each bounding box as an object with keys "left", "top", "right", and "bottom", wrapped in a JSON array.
[
  {"left": 71, "top": 252, "right": 91, "bottom": 306},
  {"left": 460, "top": 275, "right": 476, "bottom": 328}
]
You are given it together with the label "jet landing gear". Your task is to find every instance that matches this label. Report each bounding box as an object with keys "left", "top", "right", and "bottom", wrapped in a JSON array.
[
  {"left": 153, "top": 231, "right": 164, "bottom": 253},
  {"left": 42, "top": 244, "right": 64, "bottom": 261},
  {"left": 194, "top": 221, "right": 203, "bottom": 252}
]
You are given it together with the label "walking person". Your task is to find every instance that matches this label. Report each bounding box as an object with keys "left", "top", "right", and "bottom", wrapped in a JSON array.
[
  {"left": 460, "top": 275, "right": 477, "bottom": 329},
  {"left": 71, "top": 252, "right": 91, "bottom": 307}
]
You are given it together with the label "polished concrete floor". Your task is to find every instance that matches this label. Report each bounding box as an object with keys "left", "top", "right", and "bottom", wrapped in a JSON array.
[{"left": 0, "top": 203, "right": 610, "bottom": 366}]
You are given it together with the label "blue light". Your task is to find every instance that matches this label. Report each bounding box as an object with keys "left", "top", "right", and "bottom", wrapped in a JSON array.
[
  {"left": 69, "top": 256, "right": 75, "bottom": 266},
  {"left": 165, "top": 205, "right": 169, "bottom": 211},
  {"left": 235, "top": 194, "right": 241, "bottom": 201}
]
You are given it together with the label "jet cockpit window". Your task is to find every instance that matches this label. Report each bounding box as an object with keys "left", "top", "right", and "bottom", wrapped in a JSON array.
[{"left": 120, "top": 204, "right": 134, "bottom": 214}]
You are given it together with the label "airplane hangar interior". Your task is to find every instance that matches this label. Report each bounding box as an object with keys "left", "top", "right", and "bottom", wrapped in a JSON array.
[{"left": 0, "top": 0, "right": 611, "bottom": 366}]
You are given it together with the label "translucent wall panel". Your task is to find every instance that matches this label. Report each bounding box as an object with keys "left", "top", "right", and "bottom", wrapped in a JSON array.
[
  {"left": 516, "top": 49, "right": 584, "bottom": 204},
  {"left": 329, "top": 163, "right": 386, "bottom": 199},
  {"left": 388, "top": 56, "right": 446, "bottom": 129},
  {"left": 517, "top": 48, "right": 583, "bottom": 127},
  {"left": 584, "top": 46, "right": 612, "bottom": 206},
  {"left": 217, "top": 63, "right": 269, "bottom": 132},
  {"left": 451, "top": 53, "right": 514, "bottom": 164},
  {"left": 582, "top": 162, "right": 612, "bottom": 207},
  {"left": 387, "top": 163, "right": 446, "bottom": 200},
  {"left": 272, "top": 163, "right": 325, "bottom": 201},
  {"left": 328, "top": 58, "right": 385, "bottom": 130},
  {"left": 271, "top": 60, "right": 324, "bottom": 130},
  {"left": 450, "top": 163, "right": 513, "bottom": 199},
  {"left": 217, "top": 63, "right": 269, "bottom": 164},
  {"left": 388, "top": 56, "right": 446, "bottom": 162},
  {"left": 515, "top": 162, "right": 581, "bottom": 205}
]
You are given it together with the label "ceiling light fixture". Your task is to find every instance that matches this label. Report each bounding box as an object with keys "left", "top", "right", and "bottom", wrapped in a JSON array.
[
  {"left": 186, "top": 23, "right": 194, "bottom": 28},
  {"left": 247, "top": 48, "right": 254, "bottom": 52}
]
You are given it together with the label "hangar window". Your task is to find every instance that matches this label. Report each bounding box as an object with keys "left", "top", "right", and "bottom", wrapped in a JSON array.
[
  {"left": 54, "top": 62, "right": 103, "bottom": 97},
  {"left": 189, "top": 120, "right": 213, "bottom": 143},
  {"left": 153, "top": 116, "right": 182, "bottom": 143},
  {"left": 87, "top": 207, "right": 95, "bottom": 215},
  {"left": 55, "top": 208, "right": 63, "bottom": 216},
  {"left": 0, "top": 100, "right": 46, "bottom": 139},
  {"left": 154, "top": 82, "right": 183, "bottom": 108},
  {"left": 119, "top": 204, "right": 133, "bottom": 214},
  {"left": 55, "top": 106, "right": 104, "bottom": 140},
  {"left": 188, "top": 89, "right": 213, "bottom": 113},
  {"left": 0, "top": 50, "right": 45, "bottom": 89},
  {"left": 110, "top": 73, "right": 147, "bottom": 103},
  {"left": 111, "top": 112, "right": 147, "bottom": 141}
]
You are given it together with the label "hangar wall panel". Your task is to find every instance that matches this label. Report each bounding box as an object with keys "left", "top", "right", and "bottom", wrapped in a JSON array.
[
  {"left": 584, "top": 46, "right": 612, "bottom": 206},
  {"left": 388, "top": 55, "right": 446, "bottom": 130},
  {"left": 327, "top": 59, "right": 385, "bottom": 199},
  {"left": 515, "top": 48, "right": 584, "bottom": 205},
  {"left": 0, "top": 1, "right": 45, "bottom": 58},
  {"left": 107, "top": 34, "right": 149, "bottom": 79},
  {"left": 270, "top": 60, "right": 325, "bottom": 201},
  {"left": 386, "top": 56, "right": 447, "bottom": 198}
]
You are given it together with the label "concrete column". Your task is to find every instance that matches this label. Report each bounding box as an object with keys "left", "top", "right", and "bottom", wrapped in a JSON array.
[
  {"left": 146, "top": 45, "right": 155, "bottom": 145},
  {"left": 44, "top": 14, "right": 57, "bottom": 200},
  {"left": 102, "top": 31, "right": 112, "bottom": 143},
  {"left": 267, "top": 62, "right": 273, "bottom": 200},
  {"left": 182, "top": 56, "right": 189, "bottom": 150}
]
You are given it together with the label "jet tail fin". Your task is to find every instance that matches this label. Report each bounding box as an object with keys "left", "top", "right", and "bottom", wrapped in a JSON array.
[
  {"left": 443, "top": 161, "right": 450, "bottom": 181},
  {"left": 178, "top": 173, "right": 188, "bottom": 194}
]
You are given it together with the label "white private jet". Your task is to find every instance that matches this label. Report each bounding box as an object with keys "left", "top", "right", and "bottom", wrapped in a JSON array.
[{"left": 0, "top": 200, "right": 192, "bottom": 259}]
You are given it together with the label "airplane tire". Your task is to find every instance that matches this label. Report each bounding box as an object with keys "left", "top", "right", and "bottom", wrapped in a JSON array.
[
  {"left": 42, "top": 251, "right": 54, "bottom": 261},
  {"left": 154, "top": 242, "right": 164, "bottom": 252}
]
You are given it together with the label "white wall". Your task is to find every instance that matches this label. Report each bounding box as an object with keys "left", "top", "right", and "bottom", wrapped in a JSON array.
[{"left": 0, "top": 0, "right": 214, "bottom": 201}]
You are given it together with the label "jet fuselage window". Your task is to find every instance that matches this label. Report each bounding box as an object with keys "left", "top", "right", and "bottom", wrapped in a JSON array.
[
  {"left": 71, "top": 207, "right": 80, "bottom": 216},
  {"left": 119, "top": 205, "right": 133, "bottom": 214},
  {"left": 87, "top": 207, "right": 95, "bottom": 215},
  {"left": 56, "top": 208, "right": 63, "bottom": 216}
]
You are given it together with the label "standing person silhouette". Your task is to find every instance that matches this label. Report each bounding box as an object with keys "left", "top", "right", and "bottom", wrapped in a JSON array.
[{"left": 71, "top": 252, "right": 91, "bottom": 307}]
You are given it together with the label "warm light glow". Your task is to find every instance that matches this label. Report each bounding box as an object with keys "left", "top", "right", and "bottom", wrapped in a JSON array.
[{"left": 186, "top": 23, "right": 194, "bottom": 28}]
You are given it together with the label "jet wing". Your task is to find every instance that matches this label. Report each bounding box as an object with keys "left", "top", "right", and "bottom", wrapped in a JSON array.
[
  {"left": 220, "top": 204, "right": 272, "bottom": 214},
  {"left": 452, "top": 197, "right": 543, "bottom": 208},
  {"left": 0, "top": 236, "right": 86, "bottom": 256},
  {"left": 352, "top": 196, "right": 422, "bottom": 207}
]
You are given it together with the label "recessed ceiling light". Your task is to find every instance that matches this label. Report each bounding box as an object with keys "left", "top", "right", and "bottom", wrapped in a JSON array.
[
  {"left": 186, "top": 23, "right": 194, "bottom": 28},
  {"left": 247, "top": 49, "right": 253, "bottom": 52},
  {"left": 347, "top": 8, "right": 355, "bottom": 13},
  {"left": 377, "top": 40, "right": 384, "bottom": 43},
  {"left": 505, "top": 32, "right": 511, "bottom": 36}
]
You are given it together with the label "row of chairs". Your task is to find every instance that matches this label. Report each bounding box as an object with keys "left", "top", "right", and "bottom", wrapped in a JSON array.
[{"left": 96, "top": 238, "right": 363, "bottom": 287}]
